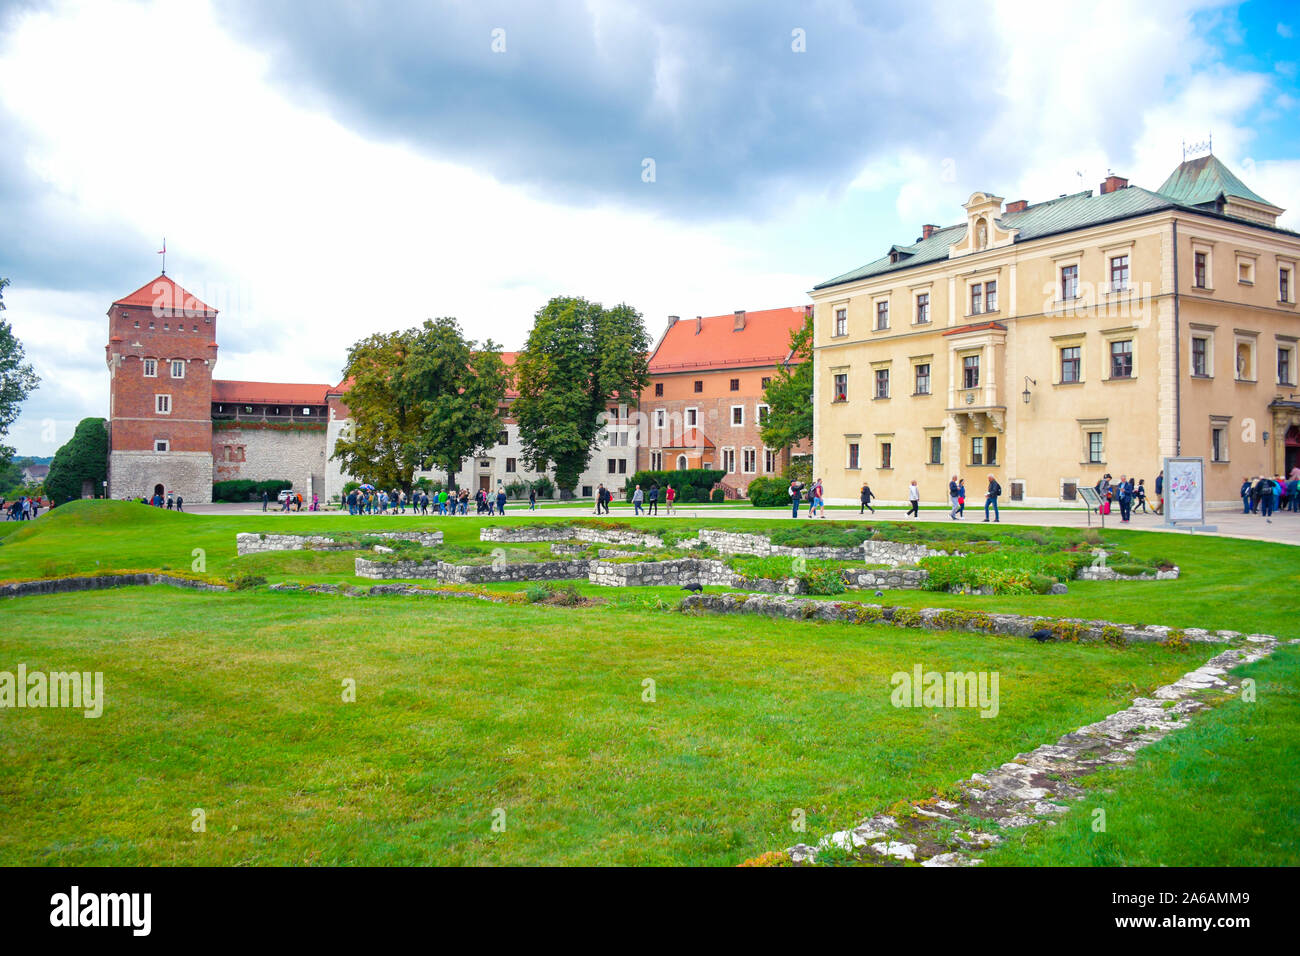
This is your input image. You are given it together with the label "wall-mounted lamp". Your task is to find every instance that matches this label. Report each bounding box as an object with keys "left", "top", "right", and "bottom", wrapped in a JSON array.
[
  {"left": 1022, "top": 376, "right": 1037, "bottom": 404},
  {"left": 1263, "top": 430, "right": 1270, "bottom": 443}
]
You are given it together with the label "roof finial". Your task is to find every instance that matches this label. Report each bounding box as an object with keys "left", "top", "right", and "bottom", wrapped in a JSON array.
[{"left": 1183, "top": 135, "right": 1212, "bottom": 161}]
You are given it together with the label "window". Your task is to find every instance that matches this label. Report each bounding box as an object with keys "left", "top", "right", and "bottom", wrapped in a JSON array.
[
  {"left": 654, "top": 409, "right": 666, "bottom": 428},
  {"left": 155, "top": 394, "right": 171, "bottom": 414},
  {"left": 835, "top": 307, "right": 847, "bottom": 336},
  {"left": 1211, "top": 427, "right": 1226, "bottom": 462},
  {"left": 1010, "top": 480, "right": 1024, "bottom": 501},
  {"left": 761, "top": 377, "right": 771, "bottom": 389},
  {"left": 685, "top": 407, "right": 698, "bottom": 427},
  {"left": 142, "top": 358, "right": 157, "bottom": 377},
  {"left": 505, "top": 458, "right": 517, "bottom": 473},
  {"left": 833, "top": 373, "right": 848, "bottom": 402},
  {"left": 1061, "top": 481, "right": 1078, "bottom": 501},
  {"left": 1279, "top": 346, "right": 1295, "bottom": 386},
  {"left": 915, "top": 293, "right": 930, "bottom": 324},
  {"left": 875, "top": 300, "right": 889, "bottom": 330},
  {"left": 721, "top": 448, "right": 736, "bottom": 473},
  {"left": 694, "top": 380, "right": 703, "bottom": 393},
  {"left": 971, "top": 437, "right": 984, "bottom": 466},
  {"left": 1194, "top": 251, "right": 1208, "bottom": 289},
  {"left": 1061, "top": 264, "right": 1079, "bottom": 300},
  {"left": 970, "top": 283, "right": 982, "bottom": 315},
  {"left": 153, "top": 439, "right": 169, "bottom": 452},
  {"left": 1109, "top": 340, "right": 1133, "bottom": 379},
  {"left": 764, "top": 448, "right": 777, "bottom": 473},
  {"left": 170, "top": 359, "right": 185, "bottom": 378},
  {"left": 928, "top": 435, "right": 942, "bottom": 465},
  {"left": 1110, "top": 255, "right": 1129, "bottom": 292},
  {"left": 729, "top": 378, "right": 740, "bottom": 392},
  {"left": 757, "top": 404, "right": 770, "bottom": 424},
  {"left": 1281, "top": 266, "right": 1292, "bottom": 303},
  {"left": 608, "top": 458, "right": 617, "bottom": 474},
  {"left": 742, "top": 448, "right": 756, "bottom": 473},
  {"left": 1061, "top": 346, "right": 1081, "bottom": 383},
  {"left": 1087, "top": 431, "right": 1103, "bottom": 463},
  {"left": 874, "top": 368, "right": 890, "bottom": 399},
  {"left": 654, "top": 382, "right": 663, "bottom": 397},
  {"left": 731, "top": 405, "right": 744, "bottom": 426},
  {"left": 963, "top": 355, "right": 980, "bottom": 389},
  {"left": 650, "top": 451, "right": 662, "bottom": 471},
  {"left": 498, "top": 430, "right": 509, "bottom": 445},
  {"left": 1191, "top": 336, "right": 1209, "bottom": 376},
  {"left": 879, "top": 442, "right": 892, "bottom": 469},
  {"left": 1238, "top": 259, "right": 1254, "bottom": 284},
  {"left": 847, "top": 442, "right": 860, "bottom": 469},
  {"left": 914, "top": 363, "right": 930, "bottom": 395},
  {"left": 984, "top": 280, "right": 997, "bottom": 312}
]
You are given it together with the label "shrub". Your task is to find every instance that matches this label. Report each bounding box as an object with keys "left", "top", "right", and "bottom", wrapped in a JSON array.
[
  {"left": 710, "top": 487, "right": 726, "bottom": 503},
  {"left": 212, "top": 479, "right": 292, "bottom": 502},
  {"left": 745, "top": 476, "right": 788, "bottom": 508},
  {"left": 530, "top": 475, "right": 555, "bottom": 499},
  {"left": 798, "top": 566, "right": 847, "bottom": 595},
  {"left": 504, "top": 480, "right": 528, "bottom": 499},
  {"left": 624, "top": 468, "right": 723, "bottom": 503},
  {"left": 227, "top": 572, "right": 267, "bottom": 590},
  {"left": 524, "top": 584, "right": 550, "bottom": 603},
  {"left": 45, "top": 418, "right": 108, "bottom": 502}
]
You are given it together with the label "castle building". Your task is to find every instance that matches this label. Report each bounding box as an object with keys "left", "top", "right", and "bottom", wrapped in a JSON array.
[
  {"left": 809, "top": 154, "right": 1300, "bottom": 507},
  {"left": 105, "top": 276, "right": 617, "bottom": 502},
  {"left": 639, "top": 307, "right": 811, "bottom": 496}
]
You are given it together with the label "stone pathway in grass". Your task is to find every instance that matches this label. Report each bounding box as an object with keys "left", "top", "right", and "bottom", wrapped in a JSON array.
[{"left": 788, "top": 634, "right": 1292, "bottom": 867}]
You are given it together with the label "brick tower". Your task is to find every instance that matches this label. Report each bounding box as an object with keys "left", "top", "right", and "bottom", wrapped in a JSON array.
[{"left": 105, "top": 275, "right": 219, "bottom": 502}]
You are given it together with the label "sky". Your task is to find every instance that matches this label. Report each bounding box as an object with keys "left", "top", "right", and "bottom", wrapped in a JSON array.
[{"left": 2, "top": 0, "right": 1298, "bottom": 456}]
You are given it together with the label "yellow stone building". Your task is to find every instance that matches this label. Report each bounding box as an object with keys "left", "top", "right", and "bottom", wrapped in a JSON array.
[{"left": 810, "top": 156, "right": 1300, "bottom": 507}]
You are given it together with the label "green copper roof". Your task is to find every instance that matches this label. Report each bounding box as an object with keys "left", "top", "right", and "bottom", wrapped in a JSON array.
[
  {"left": 815, "top": 156, "right": 1285, "bottom": 291},
  {"left": 1156, "top": 154, "right": 1274, "bottom": 208}
]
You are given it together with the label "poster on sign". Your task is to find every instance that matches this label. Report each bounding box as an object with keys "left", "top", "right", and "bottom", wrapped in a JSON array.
[{"left": 1164, "top": 457, "right": 1205, "bottom": 524}]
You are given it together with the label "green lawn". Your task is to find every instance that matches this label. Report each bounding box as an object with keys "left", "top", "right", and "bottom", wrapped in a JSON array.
[
  {"left": 0, "top": 501, "right": 1295, "bottom": 866},
  {"left": 0, "top": 587, "right": 1192, "bottom": 866}
]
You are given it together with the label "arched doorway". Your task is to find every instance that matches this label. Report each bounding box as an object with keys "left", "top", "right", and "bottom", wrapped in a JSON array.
[
  {"left": 153, "top": 483, "right": 164, "bottom": 498},
  {"left": 1285, "top": 425, "right": 1300, "bottom": 476}
]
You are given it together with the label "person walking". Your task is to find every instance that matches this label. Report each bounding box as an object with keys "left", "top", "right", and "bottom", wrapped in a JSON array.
[
  {"left": 789, "top": 478, "right": 803, "bottom": 518},
  {"left": 496, "top": 487, "right": 507, "bottom": 515},
  {"left": 948, "top": 476, "right": 961, "bottom": 520},
  {"left": 907, "top": 480, "right": 920, "bottom": 517},
  {"left": 1134, "top": 479, "right": 1148, "bottom": 514},
  {"left": 983, "top": 474, "right": 1001, "bottom": 522},
  {"left": 665, "top": 484, "right": 676, "bottom": 515},
  {"left": 529, "top": 487, "right": 537, "bottom": 511},
  {"left": 647, "top": 483, "right": 659, "bottom": 516},
  {"left": 957, "top": 478, "right": 966, "bottom": 517},
  {"left": 594, "top": 484, "right": 604, "bottom": 515},
  {"left": 1154, "top": 470, "right": 1164, "bottom": 515},
  {"left": 166, "top": 492, "right": 174, "bottom": 510},
  {"left": 810, "top": 478, "right": 825, "bottom": 518},
  {"left": 1117, "top": 474, "right": 1133, "bottom": 522},
  {"left": 859, "top": 482, "right": 874, "bottom": 514},
  {"left": 632, "top": 484, "right": 644, "bottom": 516},
  {"left": 1256, "top": 476, "right": 1274, "bottom": 521},
  {"left": 175, "top": 494, "right": 184, "bottom": 513}
]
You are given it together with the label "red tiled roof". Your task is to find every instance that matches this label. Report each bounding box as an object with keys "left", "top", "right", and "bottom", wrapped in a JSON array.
[
  {"left": 112, "top": 274, "right": 217, "bottom": 315},
  {"left": 648, "top": 306, "right": 809, "bottom": 373},
  {"left": 212, "top": 380, "right": 331, "bottom": 406}
]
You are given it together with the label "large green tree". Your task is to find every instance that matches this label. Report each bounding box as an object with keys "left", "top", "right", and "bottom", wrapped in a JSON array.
[
  {"left": 0, "top": 278, "right": 41, "bottom": 468},
  {"left": 512, "top": 296, "right": 650, "bottom": 494},
  {"left": 759, "top": 312, "right": 813, "bottom": 452},
  {"left": 331, "top": 319, "right": 510, "bottom": 491},
  {"left": 45, "top": 417, "right": 107, "bottom": 502}
]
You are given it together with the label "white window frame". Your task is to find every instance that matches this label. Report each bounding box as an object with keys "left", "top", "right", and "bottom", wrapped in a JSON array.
[
  {"left": 873, "top": 296, "right": 890, "bottom": 331},
  {"left": 153, "top": 439, "right": 169, "bottom": 452},
  {"left": 1210, "top": 416, "right": 1232, "bottom": 463},
  {"left": 654, "top": 408, "right": 666, "bottom": 429},
  {"left": 756, "top": 403, "right": 770, "bottom": 425},
  {"left": 1190, "top": 241, "right": 1214, "bottom": 291},
  {"left": 155, "top": 394, "right": 171, "bottom": 415},
  {"left": 1189, "top": 324, "right": 1216, "bottom": 378},
  {"left": 763, "top": 447, "right": 776, "bottom": 473},
  {"left": 1277, "top": 338, "right": 1297, "bottom": 387},
  {"left": 142, "top": 358, "right": 157, "bottom": 378},
  {"left": 741, "top": 447, "right": 757, "bottom": 474},
  {"left": 1101, "top": 328, "right": 1138, "bottom": 381},
  {"left": 720, "top": 446, "right": 736, "bottom": 473},
  {"left": 1279, "top": 258, "right": 1296, "bottom": 304},
  {"left": 170, "top": 359, "right": 185, "bottom": 379},
  {"left": 685, "top": 406, "right": 698, "bottom": 428},
  {"left": 912, "top": 287, "right": 932, "bottom": 325},
  {"left": 730, "top": 405, "right": 744, "bottom": 427}
]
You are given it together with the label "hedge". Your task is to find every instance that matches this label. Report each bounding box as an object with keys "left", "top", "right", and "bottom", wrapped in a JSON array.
[
  {"left": 745, "top": 476, "right": 789, "bottom": 507},
  {"left": 624, "top": 468, "right": 723, "bottom": 503},
  {"left": 212, "top": 479, "right": 293, "bottom": 502}
]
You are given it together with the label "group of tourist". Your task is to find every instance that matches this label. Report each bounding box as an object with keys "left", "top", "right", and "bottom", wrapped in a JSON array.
[
  {"left": 1, "top": 496, "right": 41, "bottom": 520},
  {"left": 629, "top": 483, "right": 677, "bottom": 516},
  {"left": 1240, "top": 470, "right": 1300, "bottom": 520},
  {"left": 342, "top": 485, "right": 522, "bottom": 516}
]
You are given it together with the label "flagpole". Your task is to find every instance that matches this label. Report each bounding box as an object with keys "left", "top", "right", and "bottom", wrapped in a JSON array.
[{"left": 159, "top": 238, "right": 166, "bottom": 275}]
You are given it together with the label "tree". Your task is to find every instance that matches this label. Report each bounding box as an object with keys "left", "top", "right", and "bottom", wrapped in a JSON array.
[
  {"left": 45, "top": 417, "right": 107, "bottom": 502},
  {"left": 331, "top": 319, "right": 510, "bottom": 491},
  {"left": 512, "top": 296, "right": 650, "bottom": 494},
  {"left": 759, "top": 312, "right": 813, "bottom": 452},
  {"left": 401, "top": 317, "right": 511, "bottom": 488},
  {"left": 0, "top": 278, "right": 41, "bottom": 468}
]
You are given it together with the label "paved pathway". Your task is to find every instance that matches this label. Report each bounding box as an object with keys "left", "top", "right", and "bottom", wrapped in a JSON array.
[{"left": 180, "top": 500, "right": 1300, "bottom": 546}]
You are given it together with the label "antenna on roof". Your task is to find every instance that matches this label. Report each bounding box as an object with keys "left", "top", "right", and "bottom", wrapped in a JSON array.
[{"left": 1182, "top": 134, "right": 1212, "bottom": 161}]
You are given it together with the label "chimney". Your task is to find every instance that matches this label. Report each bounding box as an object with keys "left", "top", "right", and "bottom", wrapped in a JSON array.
[
  {"left": 733, "top": 310, "right": 746, "bottom": 331},
  {"left": 1005, "top": 199, "right": 1028, "bottom": 213},
  {"left": 694, "top": 315, "right": 702, "bottom": 334},
  {"left": 1100, "top": 174, "right": 1128, "bottom": 195},
  {"left": 667, "top": 315, "right": 679, "bottom": 328},
  {"left": 921, "top": 224, "right": 939, "bottom": 239}
]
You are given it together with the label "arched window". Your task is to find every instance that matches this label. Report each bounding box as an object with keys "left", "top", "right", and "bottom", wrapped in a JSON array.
[{"left": 677, "top": 455, "right": 688, "bottom": 470}]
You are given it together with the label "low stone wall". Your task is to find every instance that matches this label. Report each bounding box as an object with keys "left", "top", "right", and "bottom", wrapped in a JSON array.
[
  {"left": 696, "top": 529, "right": 938, "bottom": 564},
  {"left": 589, "top": 557, "right": 740, "bottom": 588},
  {"left": 681, "top": 592, "right": 1236, "bottom": 645},
  {"left": 481, "top": 526, "right": 663, "bottom": 548},
  {"left": 355, "top": 557, "right": 590, "bottom": 583},
  {"left": 845, "top": 568, "right": 929, "bottom": 589},
  {"left": 1075, "top": 566, "right": 1180, "bottom": 581},
  {"left": 236, "top": 531, "right": 443, "bottom": 556},
  {"left": 1, "top": 573, "right": 228, "bottom": 599}
]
